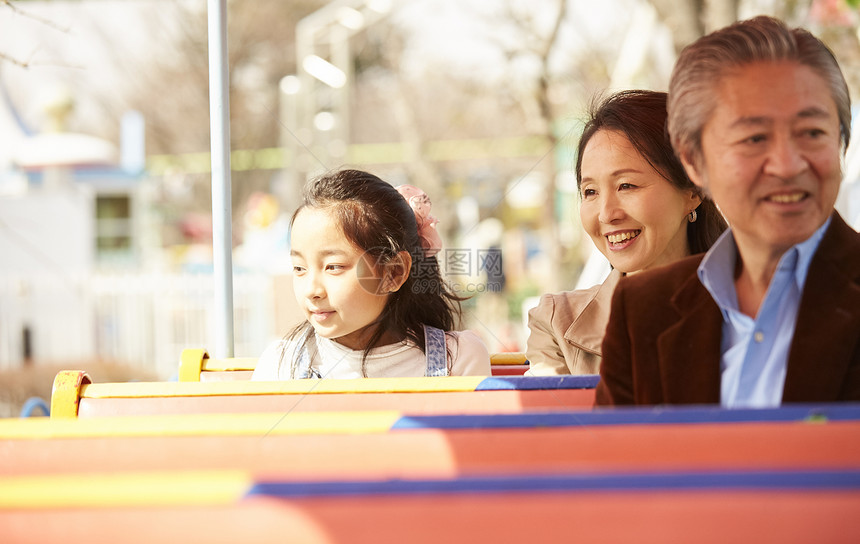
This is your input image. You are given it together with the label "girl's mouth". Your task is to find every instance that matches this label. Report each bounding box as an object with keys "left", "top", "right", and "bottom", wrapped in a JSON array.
[{"left": 310, "top": 310, "right": 335, "bottom": 322}]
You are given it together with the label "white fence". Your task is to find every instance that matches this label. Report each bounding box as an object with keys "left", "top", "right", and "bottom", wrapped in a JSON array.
[{"left": 0, "top": 272, "right": 279, "bottom": 379}]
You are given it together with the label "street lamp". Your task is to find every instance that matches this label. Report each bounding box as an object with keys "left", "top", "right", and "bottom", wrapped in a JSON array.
[{"left": 292, "top": 0, "right": 395, "bottom": 180}]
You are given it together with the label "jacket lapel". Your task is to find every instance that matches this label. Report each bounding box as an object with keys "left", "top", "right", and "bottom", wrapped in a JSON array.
[
  {"left": 783, "top": 214, "right": 860, "bottom": 402},
  {"left": 656, "top": 271, "right": 723, "bottom": 404},
  {"left": 564, "top": 269, "right": 621, "bottom": 355}
]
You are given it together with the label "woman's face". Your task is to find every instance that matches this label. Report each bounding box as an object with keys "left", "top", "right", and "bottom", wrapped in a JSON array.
[{"left": 579, "top": 129, "right": 700, "bottom": 274}]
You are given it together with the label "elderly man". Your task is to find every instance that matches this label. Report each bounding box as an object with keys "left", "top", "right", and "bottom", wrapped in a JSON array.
[{"left": 596, "top": 16, "right": 860, "bottom": 407}]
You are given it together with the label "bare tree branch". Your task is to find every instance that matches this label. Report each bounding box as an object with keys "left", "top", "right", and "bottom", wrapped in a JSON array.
[
  {"left": 2, "top": 0, "right": 72, "bottom": 34},
  {"left": 0, "top": 51, "right": 30, "bottom": 69}
]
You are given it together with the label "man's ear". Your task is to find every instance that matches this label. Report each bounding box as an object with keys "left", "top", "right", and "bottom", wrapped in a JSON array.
[
  {"left": 382, "top": 251, "right": 412, "bottom": 293},
  {"left": 680, "top": 148, "right": 707, "bottom": 192}
]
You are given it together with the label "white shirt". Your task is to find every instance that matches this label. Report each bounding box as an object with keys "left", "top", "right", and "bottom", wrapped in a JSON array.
[{"left": 251, "top": 330, "right": 491, "bottom": 380}]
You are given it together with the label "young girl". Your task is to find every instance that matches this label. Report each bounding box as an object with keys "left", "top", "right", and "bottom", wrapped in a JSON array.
[{"left": 252, "top": 169, "right": 491, "bottom": 380}]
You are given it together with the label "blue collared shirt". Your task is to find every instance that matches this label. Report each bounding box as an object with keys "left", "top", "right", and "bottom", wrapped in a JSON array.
[{"left": 697, "top": 218, "right": 831, "bottom": 408}]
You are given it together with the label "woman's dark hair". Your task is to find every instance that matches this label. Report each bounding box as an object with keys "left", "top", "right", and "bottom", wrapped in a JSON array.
[
  {"left": 283, "top": 169, "right": 464, "bottom": 376},
  {"left": 574, "top": 90, "right": 727, "bottom": 254}
]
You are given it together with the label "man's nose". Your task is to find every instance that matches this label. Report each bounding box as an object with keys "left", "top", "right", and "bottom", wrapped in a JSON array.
[{"left": 763, "top": 134, "right": 809, "bottom": 179}]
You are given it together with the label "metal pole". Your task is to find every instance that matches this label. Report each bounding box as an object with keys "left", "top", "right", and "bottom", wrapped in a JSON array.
[{"left": 207, "top": 0, "right": 234, "bottom": 357}]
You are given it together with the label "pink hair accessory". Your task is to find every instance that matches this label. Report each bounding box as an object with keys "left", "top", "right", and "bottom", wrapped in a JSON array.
[{"left": 396, "top": 184, "right": 442, "bottom": 257}]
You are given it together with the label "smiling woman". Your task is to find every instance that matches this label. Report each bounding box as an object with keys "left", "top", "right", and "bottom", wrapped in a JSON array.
[
  {"left": 525, "top": 90, "right": 726, "bottom": 376},
  {"left": 252, "top": 169, "right": 491, "bottom": 380}
]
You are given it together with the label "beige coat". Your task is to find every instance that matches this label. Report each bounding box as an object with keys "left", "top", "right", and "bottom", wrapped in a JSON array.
[{"left": 525, "top": 269, "right": 621, "bottom": 376}]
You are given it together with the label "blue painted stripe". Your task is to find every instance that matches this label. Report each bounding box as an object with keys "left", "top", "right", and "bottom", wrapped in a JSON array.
[
  {"left": 475, "top": 375, "right": 600, "bottom": 390},
  {"left": 246, "top": 469, "right": 860, "bottom": 499},
  {"left": 390, "top": 403, "right": 860, "bottom": 430}
]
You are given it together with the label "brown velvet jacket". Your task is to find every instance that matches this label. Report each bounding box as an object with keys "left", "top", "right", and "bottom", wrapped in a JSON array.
[{"left": 596, "top": 212, "right": 860, "bottom": 406}]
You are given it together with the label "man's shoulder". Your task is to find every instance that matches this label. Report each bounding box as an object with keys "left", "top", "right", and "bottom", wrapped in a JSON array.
[{"left": 820, "top": 213, "right": 860, "bottom": 267}]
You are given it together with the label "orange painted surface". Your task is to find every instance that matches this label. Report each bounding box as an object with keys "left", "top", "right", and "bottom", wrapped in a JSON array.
[
  {"left": 75, "top": 389, "right": 595, "bottom": 418},
  {"left": 0, "top": 491, "right": 857, "bottom": 544},
  {"left": 4, "top": 421, "right": 859, "bottom": 478}
]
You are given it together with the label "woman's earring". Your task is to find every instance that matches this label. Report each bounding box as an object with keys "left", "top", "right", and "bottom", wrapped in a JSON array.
[{"left": 688, "top": 210, "right": 697, "bottom": 223}]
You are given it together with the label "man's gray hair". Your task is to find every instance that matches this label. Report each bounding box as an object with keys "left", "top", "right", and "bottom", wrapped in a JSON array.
[{"left": 667, "top": 15, "right": 851, "bottom": 167}]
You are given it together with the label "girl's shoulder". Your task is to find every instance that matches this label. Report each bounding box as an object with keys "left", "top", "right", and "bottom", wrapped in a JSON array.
[
  {"left": 251, "top": 331, "right": 315, "bottom": 380},
  {"left": 251, "top": 338, "right": 289, "bottom": 380}
]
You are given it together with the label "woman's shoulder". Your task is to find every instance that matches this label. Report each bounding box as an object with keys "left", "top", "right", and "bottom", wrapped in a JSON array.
[
  {"left": 531, "top": 272, "right": 619, "bottom": 323},
  {"left": 445, "top": 329, "right": 491, "bottom": 376}
]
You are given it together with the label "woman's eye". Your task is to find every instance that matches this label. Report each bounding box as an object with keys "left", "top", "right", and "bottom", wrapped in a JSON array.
[
  {"left": 582, "top": 188, "right": 596, "bottom": 198},
  {"left": 618, "top": 183, "right": 637, "bottom": 190},
  {"left": 292, "top": 266, "right": 306, "bottom": 274},
  {"left": 326, "top": 264, "right": 345, "bottom": 272},
  {"left": 743, "top": 134, "right": 767, "bottom": 144}
]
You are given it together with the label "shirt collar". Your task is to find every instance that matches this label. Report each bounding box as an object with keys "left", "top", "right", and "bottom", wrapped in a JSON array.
[{"left": 698, "top": 216, "right": 832, "bottom": 315}]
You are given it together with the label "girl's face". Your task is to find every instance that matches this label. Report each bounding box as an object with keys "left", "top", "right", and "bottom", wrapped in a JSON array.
[
  {"left": 290, "top": 207, "right": 391, "bottom": 350},
  {"left": 579, "top": 129, "right": 700, "bottom": 274}
]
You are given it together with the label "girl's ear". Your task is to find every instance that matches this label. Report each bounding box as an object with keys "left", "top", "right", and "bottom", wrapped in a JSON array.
[{"left": 382, "top": 251, "right": 412, "bottom": 293}]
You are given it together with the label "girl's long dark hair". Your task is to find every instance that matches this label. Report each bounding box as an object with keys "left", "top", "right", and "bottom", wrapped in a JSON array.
[
  {"left": 575, "top": 90, "right": 727, "bottom": 254},
  {"left": 283, "top": 169, "right": 465, "bottom": 377}
]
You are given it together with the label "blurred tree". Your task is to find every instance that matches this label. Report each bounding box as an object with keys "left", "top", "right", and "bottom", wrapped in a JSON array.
[
  {"left": 0, "top": 0, "right": 71, "bottom": 68},
  {"left": 93, "top": 0, "right": 325, "bottom": 245}
]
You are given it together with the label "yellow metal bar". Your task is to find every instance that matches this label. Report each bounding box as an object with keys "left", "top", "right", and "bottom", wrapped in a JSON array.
[
  {"left": 178, "top": 348, "right": 208, "bottom": 382},
  {"left": 49, "top": 370, "right": 92, "bottom": 419},
  {"left": 0, "top": 470, "right": 251, "bottom": 509},
  {"left": 490, "top": 353, "right": 529, "bottom": 365},
  {"left": 201, "top": 357, "right": 259, "bottom": 372},
  {"left": 78, "top": 376, "right": 487, "bottom": 399},
  {"left": 0, "top": 410, "right": 403, "bottom": 440},
  {"left": 198, "top": 355, "right": 524, "bottom": 372}
]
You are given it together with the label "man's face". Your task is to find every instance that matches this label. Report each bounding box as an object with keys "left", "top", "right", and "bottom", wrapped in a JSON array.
[{"left": 683, "top": 61, "right": 843, "bottom": 260}]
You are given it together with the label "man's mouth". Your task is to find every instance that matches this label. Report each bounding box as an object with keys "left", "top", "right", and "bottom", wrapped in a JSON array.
[{"left": 766, "top": 191, "right": 806, "bottom": 204}]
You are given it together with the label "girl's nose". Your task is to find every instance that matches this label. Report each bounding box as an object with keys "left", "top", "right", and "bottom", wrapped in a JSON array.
[{"left": 300, "top": 272, "right": 325, "bottom": 300}]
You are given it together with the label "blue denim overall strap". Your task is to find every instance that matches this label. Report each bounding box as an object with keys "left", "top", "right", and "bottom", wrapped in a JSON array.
[
  {"left": 293, "top": 328, "right": 320, "bottom": 379},
  {"left": 423, "top": 325, "right": 449, "bottom": 377}
]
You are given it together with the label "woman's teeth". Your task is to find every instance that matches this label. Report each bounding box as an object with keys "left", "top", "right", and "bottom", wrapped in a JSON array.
[{"left": 607, "top": 230, "right": 640, "bottom": 244}]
